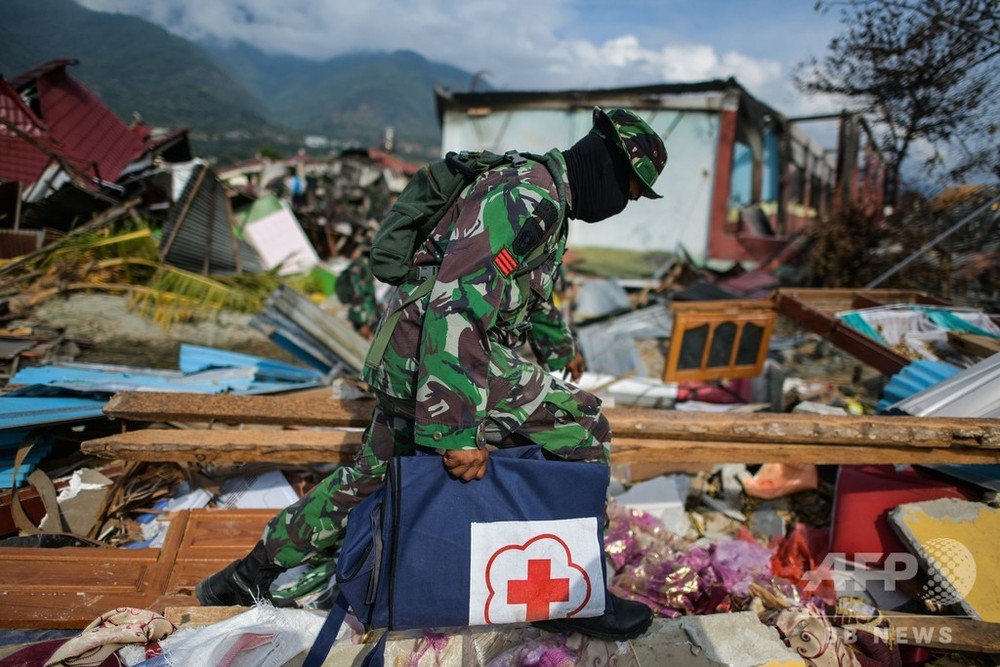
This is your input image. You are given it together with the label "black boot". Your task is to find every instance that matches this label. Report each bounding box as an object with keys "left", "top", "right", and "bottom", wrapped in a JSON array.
[
  {"left": 532, "top": 592, "right": 653, "bottom": 641},
  {"left": 196, "top": 541, "right": 292, "bottom": 607}
]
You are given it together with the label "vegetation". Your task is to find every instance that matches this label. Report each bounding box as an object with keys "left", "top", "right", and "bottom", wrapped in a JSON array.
[
  {"left": 0, "top": 217, "right": 288, "bottom": 328},
  {"left": 802, "top": 206, "right": 888, "bottom": 288},
  {"left": 797, "top": 0, "right": 1000, "bottom": 201}
]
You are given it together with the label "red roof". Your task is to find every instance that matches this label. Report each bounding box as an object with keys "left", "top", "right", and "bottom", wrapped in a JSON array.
[
  {"left": 368, "top": 148, "right": 421, "bottom": 176},
  {"left": 33, "top": 63, "right": 146, "bottom": 185},
  {"left": 0, "top": 78, "right": 56, "bottom": 184},
  {"left": 0, "top": 60, "right": 147, "bottom": 189}
]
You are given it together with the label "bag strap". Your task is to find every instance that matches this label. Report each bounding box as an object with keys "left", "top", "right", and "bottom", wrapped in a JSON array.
[
  {"left": 302, "top": 592, "right": 350, "bottom": 667},
  {"left": 303, "top": 592, "right": 389, "bottom": 667},
  {"left": 364, "top": 276, "right": 437, "bottom": 371}
]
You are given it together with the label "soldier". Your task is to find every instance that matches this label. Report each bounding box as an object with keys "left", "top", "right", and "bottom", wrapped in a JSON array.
[
  {"left": 338, "top": 240, "right": 380, "bottom": 339},
  {"left": 198, "top": 107, "right": 667, "bottom": 641}
]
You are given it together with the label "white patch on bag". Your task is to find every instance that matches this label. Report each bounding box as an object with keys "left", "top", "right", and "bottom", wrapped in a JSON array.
[{"left": 468, "top": 517, "right": 605, "bottom": 625}]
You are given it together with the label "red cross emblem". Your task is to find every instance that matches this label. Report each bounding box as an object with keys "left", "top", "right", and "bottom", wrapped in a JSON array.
[
  {"left": 480, "top": 533, "right": 592, "bottom": 624},
  {"left": 507, "top": 559, "right": 571, "bottom": 621}
]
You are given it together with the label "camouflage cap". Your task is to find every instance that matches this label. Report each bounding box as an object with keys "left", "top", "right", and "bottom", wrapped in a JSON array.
[{"left": 591, "top": 107, "right": 667, "bottom": 199}]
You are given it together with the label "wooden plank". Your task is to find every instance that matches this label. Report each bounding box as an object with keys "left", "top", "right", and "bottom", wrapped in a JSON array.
[
  {"left": 81, "top": 430, "right": 1000, "bottom": 465},
  {"left": 102, "top": 392, "right": 1000, "bottom": 451},
  {"left": 606, "top": 409, "right": 1000, "bottom": 450},
  {"left": 0, "top": 509, "right": 274, "bottom": 628},
  {"left": 886, "top": 611, "right": 1000, "bottom": 652},
  {"left": 82, "top": 428, "right": 362, "bottom": 463},
  {"left": 104, "top": 390, "right": 373, "bottom": 427},
  {"left": 948, "top": 331, "right": 1000, "bottom": 357},
  {"left": 612, "top": 439, "right": 1000, "bottom": 465},
  {"left": 168, "top": 508, "right": 275, "bottom": 595}
]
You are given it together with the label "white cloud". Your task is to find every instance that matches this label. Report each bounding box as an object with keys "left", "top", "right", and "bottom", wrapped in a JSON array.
[{"left": 74, "top": 0, "right": 837, "bottom": 117}]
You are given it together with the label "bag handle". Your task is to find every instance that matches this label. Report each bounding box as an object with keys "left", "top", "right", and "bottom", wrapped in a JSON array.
[{"left": 412, "top": 444, "right": 546, "bottom": 461}]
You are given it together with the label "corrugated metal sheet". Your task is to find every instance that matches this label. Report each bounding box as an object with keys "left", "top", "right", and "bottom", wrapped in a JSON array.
[
  {"left": 886, "top": 352, "right": 1000, "bottom": 418},
  {"left": 178, "top": 343, "right": 323, "bottom": 384},
  {"left": 577, "top": 304, "right": 673, "bottom": 377},
  {"left": 897, "top": 353, "right": 1000, "bottom": 492},
  {"left": 9, "top": 364, "right": 258, "bottom": 394},
  {"left": 0, "top": 438, "right": 54, "bottom": 489},
  {"left": 250, "top": 284, "right": 368, "bottom": 375},
  {"left": 877, "top": 360, "right": 962, "bottom": 412},
  {"left": 160, "top": 161, "right": 263, "bottom": 274},
  {"left": 17, "top": 181, "right": 112, "bottom": 232},
  {"left": 6, "top": 344, "right": 322, "bottom": 396},
  {"left": 0, "top": 396, "right": 107, "bottom": 431}
]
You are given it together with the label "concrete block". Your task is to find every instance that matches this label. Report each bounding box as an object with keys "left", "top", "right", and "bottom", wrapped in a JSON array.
[{"left": 636, "top": 612, "right": 804, "bottom": 666}]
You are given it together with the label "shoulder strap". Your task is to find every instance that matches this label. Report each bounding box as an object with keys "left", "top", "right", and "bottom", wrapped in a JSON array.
[
  {"left": 511, "top": 151, "right": 568, "bottom": 278},
  {"left": 364, "top": 278, "right": 436, "bottom": 371}
]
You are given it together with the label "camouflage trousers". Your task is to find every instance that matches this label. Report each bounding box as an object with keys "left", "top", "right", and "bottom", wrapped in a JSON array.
[{"left": 261, "top": 348, "right": 611, "bottom": 568}]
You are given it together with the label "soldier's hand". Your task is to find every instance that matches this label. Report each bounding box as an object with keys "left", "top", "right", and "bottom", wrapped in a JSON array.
[
  {"left": 564, "top": 353, "right": 586, "bottom": 382},
  {"left": 442, "top": 448, "right": 489, "bottom": 481},
  {"left": 358, "top": 324, "right": 373, "bottom": 339}
]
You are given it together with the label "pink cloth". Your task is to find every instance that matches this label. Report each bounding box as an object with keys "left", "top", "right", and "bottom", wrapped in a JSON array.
[{"left": 44, "top": 608, "right": 175, "bottom": 667}]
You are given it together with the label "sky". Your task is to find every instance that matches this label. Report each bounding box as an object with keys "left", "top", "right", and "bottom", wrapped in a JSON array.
[{"left": 75, "top": 0, "right": 850, "bottom": 123}]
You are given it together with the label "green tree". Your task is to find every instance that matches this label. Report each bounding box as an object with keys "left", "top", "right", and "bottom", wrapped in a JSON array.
[{"left": 797, "top": 1, "right": 999, "bottom": 202}]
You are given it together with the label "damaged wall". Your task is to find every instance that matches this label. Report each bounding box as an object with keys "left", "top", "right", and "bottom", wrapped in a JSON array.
[{"left": 435, "top": 79, "right": 876, "bottom": 268}]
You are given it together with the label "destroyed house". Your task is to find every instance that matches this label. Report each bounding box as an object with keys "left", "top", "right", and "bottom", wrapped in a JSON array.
[
  {"left": 435, "top": 78, "right": 885, "bottom": 267},
  {"left": 0, "top": 59, "right": 192, "bottom": 241}
]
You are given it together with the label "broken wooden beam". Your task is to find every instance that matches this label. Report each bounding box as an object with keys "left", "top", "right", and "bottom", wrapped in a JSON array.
[
  {"left": 884, "top": 610, "right": 1000, "bottom": 653},
  {"left": 103, "top": 391, "right": 1000, "bottom": 451},
  {"left": 104, "top": 390, "right": 372, "bottom": 427},
  {"left": 82, "top": 429, "right": 1000, "bottom": 465},
  {"left": 83, "top": 428, "right": 362, "bottom": 463},
  {"left": 610, "top": 438, "right": 1000, "bottom": 465}
]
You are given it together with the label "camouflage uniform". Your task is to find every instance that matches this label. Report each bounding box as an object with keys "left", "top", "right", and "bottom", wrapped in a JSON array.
[
  {"left": 262, "top": 151, "right": 606, "bottom": 566},
  {"left": 341, "top": 253, "right": 380, "bottom": 333},
  {"left": 262, "top": 108, "right": 666, "bottom": 569}
]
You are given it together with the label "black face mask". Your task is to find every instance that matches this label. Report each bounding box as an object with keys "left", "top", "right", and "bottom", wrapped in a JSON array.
[{"left": 562, "top": 133, "right": 632, "bottom": 223}]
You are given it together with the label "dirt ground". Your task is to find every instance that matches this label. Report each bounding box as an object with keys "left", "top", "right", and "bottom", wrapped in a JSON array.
[{"left": 17, "top": 292, "right": 298, "bottom": 369}]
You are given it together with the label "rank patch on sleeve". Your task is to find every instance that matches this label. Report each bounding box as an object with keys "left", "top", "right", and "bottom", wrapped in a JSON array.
[{"left": 493, "top": 248, "right": 519, "bottom": 277}]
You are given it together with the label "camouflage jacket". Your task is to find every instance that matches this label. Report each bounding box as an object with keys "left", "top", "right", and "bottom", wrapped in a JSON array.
[{"left": 361, "top": 150, "right": 576, "bottom": 451}]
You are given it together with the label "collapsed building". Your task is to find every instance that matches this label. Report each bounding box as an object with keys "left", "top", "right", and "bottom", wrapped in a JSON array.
[{"left": 434, "top": 78, "right": 886, "bottom": 268}]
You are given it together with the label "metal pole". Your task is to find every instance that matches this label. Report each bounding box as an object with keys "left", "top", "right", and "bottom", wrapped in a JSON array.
[{"left": 865, "top": 194, "right": 1000, "bottom": 289}]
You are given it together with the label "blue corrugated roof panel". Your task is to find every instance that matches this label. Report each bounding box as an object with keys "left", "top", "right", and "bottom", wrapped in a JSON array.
[
  {"left": 178, "top": 344, "right": 323, "bottom": 383},
  {"left": 877, "top": 360, "right": 963, "bottom": 413},
  {"left": 0, "top": 438, "right": 54, "bottom": 488},
  {"left": 9, "top": 364, "right": 258, "bottom": 394},
  {"left": 6, "top": 343, "right": 325, "bottom": 399},
  {"left": 0, "top": 396, "right": 107, "bottom": 431}
]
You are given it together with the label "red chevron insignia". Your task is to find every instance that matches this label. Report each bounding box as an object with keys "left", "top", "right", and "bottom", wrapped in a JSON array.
[{"left": 493, "top": 248, "right": 518, "bottom": 277}]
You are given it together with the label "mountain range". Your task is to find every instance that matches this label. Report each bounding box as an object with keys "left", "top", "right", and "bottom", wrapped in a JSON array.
[{"left": 1, "top": 0, "right": 479, "bottom": 164}]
